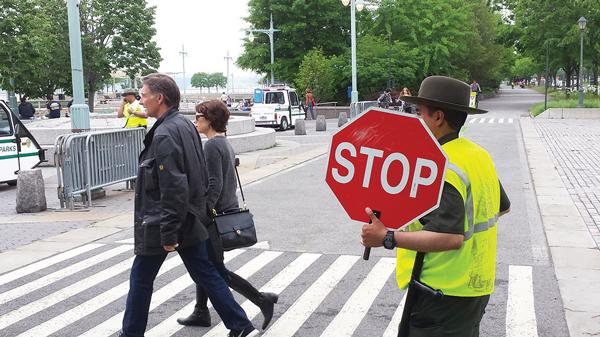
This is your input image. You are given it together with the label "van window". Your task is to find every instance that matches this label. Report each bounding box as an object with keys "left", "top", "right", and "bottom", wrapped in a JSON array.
[
  {"left": 0, "top": 106, "right": 12, "bottom": 136},
  {"left": 265, "top": 92, "right": 285, "bottom": 104},
  {"left": 289, "top": 92, "right": 299, "bottom": 106}
]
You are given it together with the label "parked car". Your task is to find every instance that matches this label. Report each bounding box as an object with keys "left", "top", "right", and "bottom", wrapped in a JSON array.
[{"left": 249, "top": 85, "right": 303, "bottom": 131}]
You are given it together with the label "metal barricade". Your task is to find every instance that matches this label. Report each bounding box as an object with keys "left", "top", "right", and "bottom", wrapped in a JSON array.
[
  {"left": 349, "top": 101, "right": 378, "bottom": 118},
  {"left": 54, "top": 128, "right": 145, "bottom": 209}
]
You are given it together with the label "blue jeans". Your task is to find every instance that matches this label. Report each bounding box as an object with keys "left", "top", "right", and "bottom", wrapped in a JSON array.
[
  {"left": 121, "top": 241, "right": 252, "bottom": 337},
  {"left": 308, "top": 103, "right": 314, "bottom": 120}
]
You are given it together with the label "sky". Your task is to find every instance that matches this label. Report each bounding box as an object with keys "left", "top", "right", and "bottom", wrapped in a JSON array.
[{"left": 146, "top": 0, "right": 260, "bottom": 90}]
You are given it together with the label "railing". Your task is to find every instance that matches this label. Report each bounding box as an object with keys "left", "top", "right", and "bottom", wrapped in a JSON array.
[
  {"left": 349, "top": 101, "right": 378, "bottom": 118},
  {"left": 55, "top": 128, "right": 145, "bottom": 210}
]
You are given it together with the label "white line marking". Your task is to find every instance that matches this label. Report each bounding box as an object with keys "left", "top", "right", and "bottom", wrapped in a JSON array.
[
  {"left": 0, "top": 243, "right": 104, "bottom": 286},
  {"left": 78, "top": 249, "right": 245, "bottom": 337},
  {"left": 499, "top": 118, "right": 504, "bottom": 123},
  {"left": 509, "top": 118, "right": 514, "bottom": 123},
  {"left": 176, "top": 253, "right": 322, "bottom": 337},
  {"left": 115, "top": 238, "right": 134, "bottom": 244},
  {"left": 320, "top": 258, "right": 396, "bottom": 337},
  {"left": 383, "top": 292, "right": 407, "bottom": 337},
  {"left": 0, "top": 244, "right": 131, "bottom": 306},
  {"left": 479, "top": 118, "right": 486, "bottom": 123},
  {"left": 506, "top": 265, "right": 538, "bottom": 337},
  {"left": 262, "top": 255, "right": 359, "bottom": 337},
  {"left": 469, "top": 118, "right": 477, "bottom": 124},
  {"left": 489, "top": 118, "right": 495, "bottom": 124}
]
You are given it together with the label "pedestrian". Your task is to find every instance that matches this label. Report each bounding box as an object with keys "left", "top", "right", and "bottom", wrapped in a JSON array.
[
  {"left": 377, "top": 88, "right": 392, "bottom": 109},
  {"left": 227, "top": 95, "right": 232, "bottom": 107},
  {"left": 118, "top": 88, "right": 148, "bottom": 128},
  {"left": 221, "top": 91, "right": 228, "bottom": 104},
  {"left": 361, "top": 76, "right": 511, "bottom": 337},
  {"left": 305, "top": 88, "right": 316, "bottom": 120},
  {"left": 119, "top": 73, "right": 259, "bottom": 337},
  {"left": 18, "top": 97, "right": 36, "bottom": 120},
  {"left": 470, "top": 80, "right": 482, "bottom": 108},
  {"left": 66, "top": 99, "right": 73, "bottom": 117},
  {"left": 177, "top": 99, "right": 278, "bottom": 330},
  {"left": 400, "top": 87, "right": 412, "bottom": 114}
]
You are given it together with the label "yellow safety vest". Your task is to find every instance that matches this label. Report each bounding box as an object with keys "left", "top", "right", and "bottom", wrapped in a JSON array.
[
  {"left": 124, "top": 100, "right": 147, "bottom": 128},
  {"left": 396, "top": 137, "right": 500, "bottom": 297}
]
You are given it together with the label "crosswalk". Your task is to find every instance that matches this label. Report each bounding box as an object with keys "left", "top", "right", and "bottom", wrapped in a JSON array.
[
  {"left": 0, "top": 243, "right": 539, "bottom": 337},
  {"left": 468, "top": 117, "right": 514, "bottom": 124}
]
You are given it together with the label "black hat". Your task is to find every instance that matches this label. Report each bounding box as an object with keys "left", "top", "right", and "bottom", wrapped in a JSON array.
[{"left": 401, "top": 76, "right": 487, "bottom": 114}]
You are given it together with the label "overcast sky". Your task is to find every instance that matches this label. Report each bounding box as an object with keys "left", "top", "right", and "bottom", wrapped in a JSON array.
[{"left": 146, "top": 0, "right": 258, "bottom": 84}]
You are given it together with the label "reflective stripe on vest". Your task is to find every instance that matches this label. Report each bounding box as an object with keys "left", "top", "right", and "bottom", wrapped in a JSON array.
[{"left": 447, "top": 162, "right": 498, "bottom": 241}]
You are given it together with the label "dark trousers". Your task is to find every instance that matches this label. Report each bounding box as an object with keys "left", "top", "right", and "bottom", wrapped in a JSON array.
[
  {"left": 405, "top": 292, "right": 490, "bottom": 337},
  {"left": 121, "top": 241, "right": 252, "bottom": 337}
]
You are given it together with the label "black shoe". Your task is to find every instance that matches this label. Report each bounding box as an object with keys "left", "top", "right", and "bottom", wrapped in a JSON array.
[
  {"left": 176, "top": 307, "right": 211, "bottom": 327},
  {"left": 228, "top": 326, "right": 259, "bottom": 337},
  {"left": 258, "top": 292, "right": 278, "bottom": 329}
]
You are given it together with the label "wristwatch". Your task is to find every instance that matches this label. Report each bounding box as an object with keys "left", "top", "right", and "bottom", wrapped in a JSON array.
[{"left": 382, "top": 231, "right": 396, "bottom": 250}]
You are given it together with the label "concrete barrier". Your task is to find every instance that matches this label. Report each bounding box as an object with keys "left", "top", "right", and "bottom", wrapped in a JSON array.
[
  {"left": 338, "top": 112, "right": 348, "bottom": 127},
  {"left": 16, "top": 169, "right": 47, "bottom": 213},
  {"left": 537, "top": 108, "right": 600, "bottom": 119},
  {"left": 295, "top": 119, "right": 306, "bottom": 135}
]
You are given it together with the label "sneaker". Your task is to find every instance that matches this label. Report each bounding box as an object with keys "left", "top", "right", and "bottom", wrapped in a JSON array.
[{"left": 228, "top": 326, "right": 259, "bottom": 337}]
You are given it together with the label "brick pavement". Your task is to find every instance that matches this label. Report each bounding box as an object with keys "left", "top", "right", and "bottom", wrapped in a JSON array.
[{"left": 532, "top": 118, "right": 600, "bottom": 248}]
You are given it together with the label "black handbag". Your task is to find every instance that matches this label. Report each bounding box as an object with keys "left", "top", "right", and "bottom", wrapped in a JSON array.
[{"left": 212, "top": 165, "right": 257, "bottom": 251}]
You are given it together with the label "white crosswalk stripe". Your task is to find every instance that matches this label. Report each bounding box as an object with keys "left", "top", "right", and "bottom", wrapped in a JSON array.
[
  {"left": 0, "top": 244, "right": 544, "bottom": 337},
  {"left": 468, "top": 117, "right": 515, "bottom": 124}
]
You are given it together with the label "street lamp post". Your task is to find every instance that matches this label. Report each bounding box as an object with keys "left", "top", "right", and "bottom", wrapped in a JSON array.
[
  {"left": 577, "top": 16, "right": 587, "bottom": 108},
  {"left": 342, "top": 0, "right": 365, "bottom": 103},
  {"left": 179, "top": 45, "right": 188, "bottom": 104},
  {"left": 247, "top": 14, "right": 280, "bottom": 85}
]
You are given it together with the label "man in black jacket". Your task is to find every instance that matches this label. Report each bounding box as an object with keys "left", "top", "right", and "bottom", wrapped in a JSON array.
[
  {"left": 18, "top": 97, "right": 36, "bottom": 119},
  {"left": 120, "top": 73, "right": 258, "bottom": 337}
]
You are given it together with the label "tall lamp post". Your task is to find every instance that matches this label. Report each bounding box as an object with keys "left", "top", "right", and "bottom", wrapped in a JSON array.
[
  {"left": 247, "top": 14, "right": 280, "bottom": 85},
  {"left": 179, "top": 45, "right": 188, "bottom": 104},
  {"left": 341, "top": 0, "right": 365, "bottom": 103},
  {"left": 577, "top": 16, "right": 587, "bottom": 108}
]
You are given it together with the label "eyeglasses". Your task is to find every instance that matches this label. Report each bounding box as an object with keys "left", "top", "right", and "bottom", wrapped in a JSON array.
[{"left": 195, "top": 114, "right": 205, "bottom": 120}]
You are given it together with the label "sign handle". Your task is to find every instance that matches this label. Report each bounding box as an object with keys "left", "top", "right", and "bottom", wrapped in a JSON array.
[{"left": 363, "top": 210, "right": 381, "bottom": 260}]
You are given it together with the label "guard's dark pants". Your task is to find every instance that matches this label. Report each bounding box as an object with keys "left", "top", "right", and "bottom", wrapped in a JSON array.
[{"left": 404, "top": 291, "right": 490, "bottom": 337}]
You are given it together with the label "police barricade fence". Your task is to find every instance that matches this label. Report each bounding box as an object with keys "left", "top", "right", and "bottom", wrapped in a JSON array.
[
  {"left": 54, "top": 128, "right": 145, "bottom": 210},
  {"left": 349, "top": 101, "right": 378, "bottom": 118}
]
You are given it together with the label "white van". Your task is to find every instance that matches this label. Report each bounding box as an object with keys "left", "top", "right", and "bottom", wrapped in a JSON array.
[
  {"left": 250, "top": 85, "right": 304, "bottom": 130},
  {"left": 0, "top": 100, "right": 46, "bottom": 185}
]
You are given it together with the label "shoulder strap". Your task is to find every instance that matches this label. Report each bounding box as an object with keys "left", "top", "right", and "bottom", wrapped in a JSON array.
[{"left": 234, "top": 164, "right": 247, "bottom": 209}]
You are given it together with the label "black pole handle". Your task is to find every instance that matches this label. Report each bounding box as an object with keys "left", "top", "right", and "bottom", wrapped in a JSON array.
[{"left": 363, "top": 210, "right": 381, "bottom": 261}]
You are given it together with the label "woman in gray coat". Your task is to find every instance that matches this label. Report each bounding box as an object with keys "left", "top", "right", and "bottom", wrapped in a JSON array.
[{"left": 177, "top": 99, "right": 278, "bottom": 330}]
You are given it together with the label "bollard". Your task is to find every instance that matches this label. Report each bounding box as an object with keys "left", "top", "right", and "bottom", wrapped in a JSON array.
[
  {"left": 338, "top": 112, "right": 348, "bottom": 127},
  {"left": 16, "top": 169, "right": 47, "bottom": 213},
  {"left": 295, "top": 119, "right": 307, "bottom": 135},
  {"left": 316, "top": 115, "right": 327, "bottom": 131}
]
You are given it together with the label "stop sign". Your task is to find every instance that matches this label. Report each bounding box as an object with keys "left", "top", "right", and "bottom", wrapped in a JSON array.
[{"left": 326, "top": 107, "right": 448, "bottom": 229}]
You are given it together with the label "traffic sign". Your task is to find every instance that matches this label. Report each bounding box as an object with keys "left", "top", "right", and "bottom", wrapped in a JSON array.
[{"left": 325, "top": 107, "right": 448, "bottom": 230}]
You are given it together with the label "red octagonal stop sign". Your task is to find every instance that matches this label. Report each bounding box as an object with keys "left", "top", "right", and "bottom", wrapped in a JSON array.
[{"left": 326, "top": 107, "right": 448, "bottom": 229}]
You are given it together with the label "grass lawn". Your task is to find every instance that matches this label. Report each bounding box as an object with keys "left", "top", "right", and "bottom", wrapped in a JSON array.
[{"left": 527, "top": 86, "right": 600, "bottom": 116}]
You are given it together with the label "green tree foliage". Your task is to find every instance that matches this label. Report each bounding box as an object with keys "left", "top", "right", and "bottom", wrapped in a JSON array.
[
  {"left": 295, "top": 48, "right": 338, "bottom": 103},
  {"left": 191, "top": 72, "right": 210, "bottom": 92},
  {"left": 0, "top": 0, "right": 72, "bottom": 98},
  {"left": 237, "top": 0, "right": 350, "bottom": 84},
  {"left": 79, "top": 0, "right": 162, "bottom": 111},
  {"left": 209, "top": 73, "right": 227, "bottom": 92}
]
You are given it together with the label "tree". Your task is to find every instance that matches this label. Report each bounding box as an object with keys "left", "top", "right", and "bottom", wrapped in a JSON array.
[
  {"left": 191, "top": 72, "right": 210, "bottom": 93},
  {"left": 237, "top": 0, "right": 351, "bottom": 84},
  {"left": 79, "top": 0, "right": 161, "bottom": 111},
  {"left": 295, "top": 48, "right": 338, "bottom": 103},
  {"left": 208, "top": 72, "right": 227, "bottom": 93}
]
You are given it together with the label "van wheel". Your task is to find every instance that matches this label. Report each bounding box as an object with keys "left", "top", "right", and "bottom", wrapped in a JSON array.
[
  {"left": 7, "top": 180, "right": 17, "bottom": 186},
  {"left": 279, "top": 117, "right": 288, "bottom": 131}
]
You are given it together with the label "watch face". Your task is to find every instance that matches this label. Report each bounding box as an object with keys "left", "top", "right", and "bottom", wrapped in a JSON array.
[{"left": 383, "top": 232, "right": 395, "bottom": 249}]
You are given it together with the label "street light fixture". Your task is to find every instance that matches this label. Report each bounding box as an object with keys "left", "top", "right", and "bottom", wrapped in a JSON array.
[
  {"left": 342, "top": 0, "right": 365, "bottom": 104},
  {"left": 577, "top": 16, "right": 587, "bottom": 108},
  {"left": 246, "top": 14, "right": 280, "bottom": 85}
]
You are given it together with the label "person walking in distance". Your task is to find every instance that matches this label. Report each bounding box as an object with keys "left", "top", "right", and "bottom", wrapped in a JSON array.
[
  {"left": 378, "top": 88, "right": 392, "bottom": 109},
  {"left": 177, "top": 99, "right": 278, "bottom": 330},
  {"left": 400, "top": 87, "right": 412, "bottom": 114},
  {"left": 119, "top": 73, "right": 259, "bottom": 337},
  {"left": 470, "top": 80, "right": 482, "bottom": 108},
  {"left": 305, "top": 88, "right": 316, "bottom": 120},
  {"left": 361, "top": 76, "right": 510, "bottom": 337}
]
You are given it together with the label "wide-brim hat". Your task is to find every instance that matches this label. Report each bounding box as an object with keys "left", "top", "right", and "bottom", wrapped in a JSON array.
[
  {"left": 123, "top": 88, "right": 138, "bottom": 96},
  {"left": 401, "top": 76, "right": 487, "bottom": 114}
]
